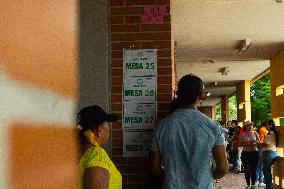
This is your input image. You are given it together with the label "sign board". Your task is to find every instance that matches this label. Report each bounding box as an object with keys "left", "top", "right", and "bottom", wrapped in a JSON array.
[
  {"left": 123, "top": 49, "right": 157, "bottom": 77},
  {"left": 141, "top": 5, "right": 167, "bottom": 24},
  {"left": 122, "top": 49, "right": 157, "bottom": 157},
  {"left": 123, "top": 130, "right": 153, "bottom": 157},
  {"left": 144, "top": 5, "right": 167, "bottom": 15},
  {"left": 141, "top": 14, "right": 164, "bottom": 24},
  {"left": 123, "top": 76, "right": 156, "bottom": 102},
  {"left": 123, "top": 102, "right": 156, "bottom": 130}
]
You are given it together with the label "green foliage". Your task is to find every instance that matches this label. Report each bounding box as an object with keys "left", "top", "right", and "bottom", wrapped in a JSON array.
[
  {"left": 215, "top": 75, "right": 271, "bottom": 125},
  {"left": 215, "top": 103, "right": 221, "bottom": 121},
  {"left": 250, "top": 74, "right": 271, "bottom": 127},
  {"left": 215, "top": 95, "right": 237, "bottom": 121},
  {"left": 229, "top": 95, "right": 237, "bottom": 120},
  {"left": 280, "top": 118, "right": 284, "bottom": 126}
]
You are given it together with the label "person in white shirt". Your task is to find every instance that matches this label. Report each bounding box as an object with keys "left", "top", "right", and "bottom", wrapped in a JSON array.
[{"left": 262, "top": 120, "right": 279, "bottom": 189}]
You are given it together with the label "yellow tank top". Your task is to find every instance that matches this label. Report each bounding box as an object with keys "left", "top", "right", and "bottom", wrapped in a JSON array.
[{"left": 79, "top": 146, "right": 122, "bottom": 189}]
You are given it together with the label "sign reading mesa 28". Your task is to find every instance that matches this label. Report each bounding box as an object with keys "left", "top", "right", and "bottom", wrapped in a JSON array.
[{"left": 123, "top": 76, "right": 156, "bottom": 102}]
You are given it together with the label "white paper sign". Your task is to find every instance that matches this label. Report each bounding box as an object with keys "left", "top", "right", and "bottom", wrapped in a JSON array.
[
  {"left": 123, "top": 49, "right": 157, "bottom": 103},
  {"left": 123, "top": 87, "right": 156, "bottom": 102},
  {"left": 123, "top": 102, "right": 156, "bottom": 130},
  {"left": 123, "top": 130, "right": 153, "bottom": 157},
  {"left": 122, "top": 49, "right": 157, "bottom": 157},
  {"left": 123, "top": 49, "right": 157, "bottom": 77},
  {"left": 123, "top": 76, "right": 157, "bottom": 88}
]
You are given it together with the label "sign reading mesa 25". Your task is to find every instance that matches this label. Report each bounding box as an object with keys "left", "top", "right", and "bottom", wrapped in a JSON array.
[{"left": 123, "top": 49, "right": 157, "bottom": 77}]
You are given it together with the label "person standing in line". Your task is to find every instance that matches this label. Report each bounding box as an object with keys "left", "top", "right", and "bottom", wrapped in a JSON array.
[
  {"left": 239, "top": 121, "right": 260, "bottom": 189},
  {"left": 255, "top": 121, "right": 268, "bottom": 187},
  {"left": 148, "top": 98, "right": 181, "bottom": 189},
  {"left": 77, "top": 105, "right": 122, "bottom": 189},
  {"left": 232, "top": 120, "right": 244, "bottom": 173},
  {"left": 226, "top": 121, "right": 234, "bottom": 165},
  {"left": 150, "top": 74, "right": 228, "bottom": 189},
  {"left": 262, "top": 120, "right": 279, "bottom": 189},
  {"left": 228, "top": 126, "right": 241, "bottom": 171},
  {"left": 220, "top": 121, "right": 229, "bottom": 148}
]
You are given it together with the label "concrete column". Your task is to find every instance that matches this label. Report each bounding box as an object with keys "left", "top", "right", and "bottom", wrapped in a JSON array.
[
  {"left": 221, "top": 95, "right": 229, "bottom": 125},
  {"left": 212, "top": 106, "right": 216, "bottom": 120},
  {"left": 78, "top": 0, "right": 110, "bottom": 111},
  {"left": 270, "top": 51, "right": 284, "bottom": 125},
  {"left": 109, "top": 1, "right": 173, "bottom": 188},
  {"left": 236, "top": 80, "right": 251, "bottom": 124},
  {"left": 78, "top": 0, "right": 112, "bottom": 152},
  {"left": 270, "top": 51, "right": 284, "bottom": 189}
]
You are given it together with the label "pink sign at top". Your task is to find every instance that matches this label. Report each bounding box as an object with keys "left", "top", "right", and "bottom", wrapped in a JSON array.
[
  {"left": 144, "top": 5, "right": 167, "bottom": 16},
  {"left": 141, "top": 14, "right": 163, "bottom": 24},
  {"left": 141, "top": 5, "right": 167, "bottom": 24}
]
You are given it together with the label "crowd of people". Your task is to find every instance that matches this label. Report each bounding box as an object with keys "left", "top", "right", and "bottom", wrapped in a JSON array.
[
  {"left": 222, "top": 119, "right": 279, "bottom": 189},
  {"left": 75, "top": 74, "right": 279, "bottom": 189}
]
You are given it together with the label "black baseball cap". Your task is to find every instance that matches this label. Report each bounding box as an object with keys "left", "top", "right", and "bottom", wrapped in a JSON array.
[{"left": 77, "top": 105, "right": 119, "bottom": 130}]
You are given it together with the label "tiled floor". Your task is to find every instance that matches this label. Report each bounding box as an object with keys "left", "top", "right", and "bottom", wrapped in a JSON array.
[{"left": 214, "top": 170, "right": 266, "bottom": 189}]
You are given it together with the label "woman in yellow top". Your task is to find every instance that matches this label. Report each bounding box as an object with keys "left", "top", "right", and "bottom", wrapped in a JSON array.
[{"left": 77, "top": 105, "right": 122, "bottom": 189}]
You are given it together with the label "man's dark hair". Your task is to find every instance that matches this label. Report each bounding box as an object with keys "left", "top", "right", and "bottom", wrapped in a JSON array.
[
  {"left": 176, "top": 74, "right": 204, "bottom": 105},
  {"left": 169, "top": 98, "right": 181, "bottom": 114}
]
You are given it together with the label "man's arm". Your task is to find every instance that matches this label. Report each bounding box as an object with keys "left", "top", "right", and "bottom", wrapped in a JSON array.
[
  {"left": 150, "top": 151, "right": 164, "bottom": 179},
  {"left": 212, "top": 145, "right": 229, "bottom": 179}
]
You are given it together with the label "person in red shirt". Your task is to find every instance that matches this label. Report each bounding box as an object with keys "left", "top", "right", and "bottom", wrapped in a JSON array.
[{"left": 228, "top": 126, "right": 241, "bottom": 171}]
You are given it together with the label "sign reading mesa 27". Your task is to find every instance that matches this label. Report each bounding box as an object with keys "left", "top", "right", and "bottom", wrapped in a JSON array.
[{"left": 123, "top": 102, "right": 156, "bottom": 130}]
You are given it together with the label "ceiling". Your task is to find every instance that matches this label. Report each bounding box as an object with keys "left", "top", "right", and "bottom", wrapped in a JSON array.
[{"left": 172, "top": 0, "right": 284, "bottom": 106}]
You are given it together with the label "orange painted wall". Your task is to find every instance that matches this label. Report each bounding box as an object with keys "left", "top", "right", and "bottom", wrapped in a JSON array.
[
  {"left": 221, "top": 96, "right": 229, "bottom": 124},
  {"left": 8, "top": 122, "right": 78, "bottom": 188},
  {"left": 236, "top": 80, "right": 251, "bottom": 122},
  {"left": 0, "top": 0, "right": 78, "bottom": 187},
  {"left": 0, "top": 0, "right": 77, "bottom": 97},
  {"left": 270, "top": 51, "right": 284, "bottom": 118}
]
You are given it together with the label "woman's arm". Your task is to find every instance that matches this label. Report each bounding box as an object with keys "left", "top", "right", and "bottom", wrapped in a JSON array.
[
  {"left": 254, "top": 131, "right": 260, "bottom": 144},
  {"left": 150, "top": 151, "right": 164, "bottom": 179},
  {"left": 84, "top": 166, "right": 110, "bottom": 189},
  {"left": 212, "top": 145, "right": 229, "bottom": 179}
]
